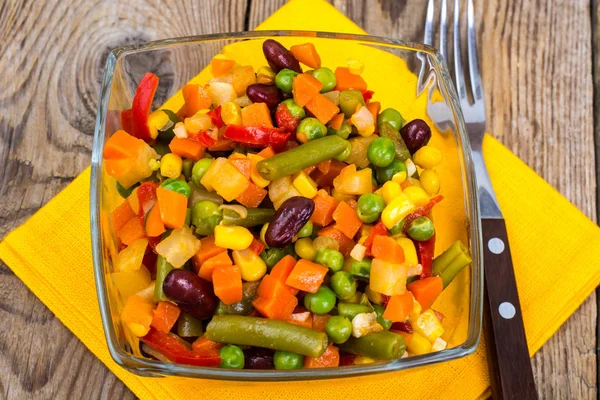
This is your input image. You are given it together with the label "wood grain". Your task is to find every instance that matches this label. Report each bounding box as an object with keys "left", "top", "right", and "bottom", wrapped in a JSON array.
[{"left": 0, "top": 0, "right": 596, "bottom": 399}]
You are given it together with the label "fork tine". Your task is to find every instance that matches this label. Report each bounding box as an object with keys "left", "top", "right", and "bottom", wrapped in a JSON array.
[
  {"left": 453, "top": 0, "right": 468, "bottom": 103},
  {"left": 440, "top": 0, "right": 448, "bottom": 59},
  {"left": 424, "top": 0, "right": 434, "bottom": 45},
  {"left": 467, "top": 0, "right": 484, "bottom": 102}
]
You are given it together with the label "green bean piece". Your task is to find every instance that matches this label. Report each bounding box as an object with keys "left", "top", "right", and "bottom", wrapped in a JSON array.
[
  {"left": 215, "top": 281, "right": 260, "bottom": 315},
  {"left": 182, "top": 159, "right": 194, "bottom": 180},
  {"left": 257, "top": 136, "right": 350, "bottom": 181},
  {"left": 328, "top": 122, "right": 352, "bottom": 140},
  {"left": 337, "top": 303, "right": 372, "bottom": 320},
  {"left": 177, "top": 312, "right": 204, "bottom": 337},
  {"left": 157, "top": 109, "right": 180, "bottom": 143},
  {"left": 379, "top": 122, "right": 411, "bottom": 161},
  {"left": 373, "top": 304, "right": 392, "bottom": 330},
  {"left": 350, "top": 258, "right": 372, "bottom": 280},
  {"left": 154, "top": 256, "right": 173, "bottom": 302},
  {"left": 339, "top": 90, "right": 366, "bottom": 117},
  {"left": 432, "top": 240, "right": 472, "bottom": 288},
  {"left": 338, "top": 331, "right": 406, "bottom": 360},
  {"left": 116, "top": 181, "right": 137, "bottom": 198},
  {"left": 189, "top": 182, "right": 224, "bottom": 206},
  {"left": 221, "top": 208, "right": 276, "bottom": 228},
  {"left": 206, "top": 315, "right": 329, "bottom": 358}
]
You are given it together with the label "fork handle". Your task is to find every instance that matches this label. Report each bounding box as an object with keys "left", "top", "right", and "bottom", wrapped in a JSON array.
[{"left": 482, "top": 218, "right": 538, "bottom": 400}]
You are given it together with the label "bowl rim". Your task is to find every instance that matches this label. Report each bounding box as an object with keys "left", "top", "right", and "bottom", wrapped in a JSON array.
[{"left": 91, "top": 30, "right": 482, "bottom": 381}]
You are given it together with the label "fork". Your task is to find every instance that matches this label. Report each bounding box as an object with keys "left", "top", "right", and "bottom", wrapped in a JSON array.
[{"left": 424, "top": 1, "right": 538, "bottom": 398}]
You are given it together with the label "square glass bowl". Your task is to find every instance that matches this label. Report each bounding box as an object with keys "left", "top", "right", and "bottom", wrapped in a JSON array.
[{"left": 91, "top": 31, "right": 482, "bottom": 380}]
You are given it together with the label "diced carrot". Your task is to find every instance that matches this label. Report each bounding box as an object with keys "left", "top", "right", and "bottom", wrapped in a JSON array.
[
  {"left": 169, "top": 137, "right": 205, "bottom": 161},
  {"left": 371, "top": 235, "right": 405, "bottom": 264},
  {"left": 248, "top": 238, "right": 265, "bottom": 256},
  {"left": 334, "top": 67, "right": 368, "bottom": 92},
  {"left": 117, "top": 217, "right": 146, "bottom": 246},
  {"left": 328, "top": 113, "right": 345, "bottom": 130},
  {"left": 198, "top": 251, "right": 232, "bottom": 281},
  {"left": 193, "top": 236, "right": 227, "bottom": 270},
  {"left": 383, "top": 292, "right": 414, "bottom": 322},
  {"left": 180, "top": 84, "right": 211, "bottom": 118},
  {"left": 286, "top": 311, "right": 313, "bottom": 328},
  {"left": 252, "top": 291, "right": 298, "bottom": 320},
  {"left": 156, "top": 186, "right": 188, "bottom": 229},
  {"left": 407, "top": 277, "right": 444, "bottom": 311},
  {"left": 121, "top": 295, "right": 154, "bottom": 332},
  {"left": 290, "top": 43, "right": 321, "bottom": 69},
  {"left": 292, "top": 74, "right": 323, "bottom": 107},
  {"left": 257, "top": 274, "right": 294, "bottom": 299},
  {"left": 229, "top": 158, "right": 252, "bottom": 179},
  {"left": 364, "top": 220, "right": 388, "bottom": 256},
  {"left": 304, "top": 344, "right": 340, "bottom": 368},
  {"left": 312, "top": 160, "right": 347, "bottom": 188},
  {"left": 232, "top": 66, "right": 257, "bottom": 96},
  {"left": 312, "top": 314, "right": 332, "bottom": 332},
  {"left": 192, "top": 336, "right": 224, "bottom": 353},
  {"left": 151, "top": 301, "right": 181, "bottom": 333},
  {"left": 236, "top": 182, "right": 267, "bottom": 208},
  {"left": 211, "top": 57, "right": 235, "bottom": 77},
  {"left": 317, "top": 226, "right": 355, "bottom": 257},
  {"left": 257, "top": 146, "right": 275, "bottom": 158},
  {"left": 366, "top": 101, "right": 381, "bottom": 120},
  {"left": 310, "top": 189, "right": 339, "bottom": 227},
  {"left": 145, "top": 204, "right": 166, "bottom": 237},
  {"left": 285, "top": 259, "right": 329, "bottom": 293},
  {"left": 333, "top": 201, "right": 363, "bottom": 239},
  {"left": 103, "top": 130, "right": 142, "bottom": 160},
  {"left": 303, "top": 165, "right": 317, "bottom": 175},
  {"left": 241, "top": 102, "right": 274, "bottom": 128},
  {"left": 208, "top": 138, "right": 235, "bottom": 152},
  {"left": 270, "top": 255, "right": 298, "bottom": 286},
  {"left": 112, "top": 200, "right": 137, "bottom": 233},
  {"left": 305, "top": 93, "right": 340, "bottom": 125},
  {"left": 213, "top": 265, "right": 243, "bottom": 305}
]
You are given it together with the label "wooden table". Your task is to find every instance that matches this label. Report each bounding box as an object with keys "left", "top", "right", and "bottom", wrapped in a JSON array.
[{"left": 0, "top": 0, "right": 597, "bottom": 398}]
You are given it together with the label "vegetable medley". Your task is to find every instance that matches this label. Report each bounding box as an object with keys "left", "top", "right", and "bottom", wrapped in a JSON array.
[{"left": 103, "top": 39, "right": 472, "bottom": 370}]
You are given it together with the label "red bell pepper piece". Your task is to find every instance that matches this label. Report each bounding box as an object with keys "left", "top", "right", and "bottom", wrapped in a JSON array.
[
  {"left": 248, "top": 237, "right": 265, "bottom": 256},
  {"left": 189, "top": 129, "right": 218, "bottom": 147},
  {"left": 207, "top": 106, "right": 224, "bottom": 128},
  {"left": 361, "top": 90, "right": 375, "bottom": 103},
  {"left": 223, "top": 125, "right": 291, "bottom": 150},
  {"left": 132, "top": 72, "right": 160, "bottom": 141},
  {"left": 137, "top": 182, "right": 158, "bottom": 216},
  {"left": 275, "top": 103, "right": 300, "bottom": 131},
  {"left": 416, "top": 234, "right": 435, "bottom": 278},
  {"left": 140, "top": 327, "right": 221, "bottom": 367},
  {"left": 364, "top": 220, "right": 388, "bottom": 257},
  {"left": 121, "top": 109, "right": 134, "bottom": 134}
]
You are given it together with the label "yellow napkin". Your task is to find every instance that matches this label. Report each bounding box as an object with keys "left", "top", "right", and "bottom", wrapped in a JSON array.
[{"left": 1, "top": 0, "right": 599, "bottom": 399}]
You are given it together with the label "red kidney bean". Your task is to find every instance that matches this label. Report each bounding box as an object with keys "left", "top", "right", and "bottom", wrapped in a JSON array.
[
  {"left": 262, "top": 39, "right": 302, "bottom": 73},
  {"left": 163, "top": 269, "right": 217, "bottom": 319},
  {"left": 265, "top": 196, "right": 315, "bottom": 248},
  {"left": 400, "top": 119, "right": 431, "bottom": 154},
  {"left": 246, "top": 84, "right": 283, "bottom": 109},
  {"left": 244, "top": 348, "right": 275, "bottom": 369}
]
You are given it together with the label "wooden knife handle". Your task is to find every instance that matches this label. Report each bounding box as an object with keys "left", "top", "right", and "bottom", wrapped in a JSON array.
[{"left": 482, "top": 218, "right": 538, "bottom": 400}]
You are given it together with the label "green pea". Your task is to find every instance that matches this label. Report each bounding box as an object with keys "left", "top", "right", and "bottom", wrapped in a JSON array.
[
  {"left": 330, "top": 271, "right": 357, "bottom": 300},
  {"left": 350, "top": 258, "right": 372, "bottom": 280},
  {"left": 312, "top": 67, "right": 337, "bottom": 93},
  {"left": 160, "top": 178, "right": 191, "bottom": 198},
  {"left": 328, "top": 122, "right": 352, "bottom": 140},
  {"left": 191, "top": 158, "right": 213, "bottom": 187},
  {"left": 388, "top": 219, "right": 405, "bottom": 236},
  {"left": 116, "top": 181, "right": 136, "bottom": 198},
  {"left": 356, "top": 193, "right": 385, "bottom": 223},
  {"left": 334, "top": 140, "right": 352, "bottom": 162},
  {"left": 274, "top": 351, "right": 304, "bottom": 369},
  {"left": 377, "top": 108, "right": 405, "bottom": 131},
  {"left": 260, "top": 245, "right": 296, "bottom": 270},
  {"left": 296, "top": 117, "right": 327, "bottom": 143},
  {"left": 304, "top": 286, "right": 337, "bottom": 315},
  {"left": 407, "top": 216, "right": 435, "bottom": 241},
  {"left": 275, "top": 68, "right": 298, "bottom": 94},
  {"left": 373, "top": 304, "right": 392, "bottom": 330},
  {"left": 281, "top": 98, "right": 306, "bottom": 119},
  {"left": 297, "top": 221, "right": 314, "bottom": 238},
  {"left": 315, "top": 248, "right": 344, "bottom": 272},
  {"left": 337, "top": 302, "right": 372, "bottom": 320},
  {"left": 367, "top": 137, "right": 395, "bottom": 168},
  {"left": 325, "top": 315, "right": 352, "bottom": 344},
  {"left": 339, "top": 90, "right": 366, "bottom": 117},
  {"left": 376, "top": 160, "right": 407, "bottom": 184},
  {"left": 219, "top": 345, "right": 245, "bottom": 369},
  {"left": 182, "top": 159, "right": 194, "bottom": 180},
  {"left": 191, "top": 200, "right": 222, "bottom": 236}
]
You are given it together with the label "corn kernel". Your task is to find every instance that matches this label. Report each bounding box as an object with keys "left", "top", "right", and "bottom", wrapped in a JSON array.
[
  {"left": 391, "top": 170, "right": 407, "bottom": 184},
  {"left": 148, "top": 110, "right": 170, "bottom": 139},
  {"left": 396, "top": 237, "right": 418, "bottom": 266},
  {"left": 232, "top": 248, "right": 267, "bottom": 281},
  {"left": 354, "top": 356, "right": 376, "bottom": 365},
  {"left": 292, "top": 171, "right": 318, "bottom": 199},
  {"left": 331, "top": 188, "right": 356, "bottom": 203},
  {"left": 127, "top": 322, "right": 150, "bottom": 337},
  {"left": 214, "top": 225, "right": 254, "bottom": 250},
  {"left": 256, "top": 66, "right": 276, "bottom": 84},
  {"left": 407, "top": 332, "right": 432, "bottom": 355},
  {"left": 259, "top": 223, "right": 269, "bottom": 244},
  {"left": 347, "top": 58, "right": 365, "bottom": 75},
  {"left": 381, "top": 194, "right": 416, "bottom": 229},
  {"left": 409, "top": 296, "right": 422, "bottom": 322},
  {"left": 413, "top": 309, "right": 445, "bottom": 343},
  {"left": 160, "top": 153, "right": 183, "bottom": 178},
  {"left": 184, "top": 113, "right": 213, "bottom": 134},
  {"left": 380, "top": 181, "right": 402, "bottom": 205},
  {"left": 148, "top": 159, "right": 160, "bottom": 171},
  {"left": 403, "top": 186, "right": 430, "bottom": 206},
  {"left": 246, "top": 153, "right": 270, "bottom": 188},
  {"left": 221, "top": 101, "right": 243, "bottom": 125},
  {"left": 420, "top": 169, "right": 440, "bottom": 195},
  {"left": 413, "top": 146, "right": 443, "bottom": 169},
  {"left": 295, "top": 237, "right": 317, "bottom": 261}
]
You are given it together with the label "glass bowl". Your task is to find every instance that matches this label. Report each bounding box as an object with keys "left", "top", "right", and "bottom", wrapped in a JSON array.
[{"left": 91, "top": 31, "right": 482, "bottom": 381}]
